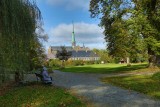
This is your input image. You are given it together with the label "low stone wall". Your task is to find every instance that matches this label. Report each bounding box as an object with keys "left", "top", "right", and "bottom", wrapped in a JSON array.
[
  {"left": 0, "top": 74, "right": 37, "bottom": 84},
  {"left": 0, "top": 74, "right": 14, "bottom": 85}
]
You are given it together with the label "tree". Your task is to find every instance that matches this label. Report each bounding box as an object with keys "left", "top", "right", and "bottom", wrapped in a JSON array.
[
  {"left": 30, "top": 25, "right": 48, "bottom": 70},
  {"left": 89, "top": 0, "right": 160, "bottom": 66},
  {"left": 90, "top": 0, "right": 135, "bottom": 64},
  {"left": 93, "top": 49, "right": 113, "bottom": 63},
  {"left": 29, "top": 37, "right": 47, "bottom": 70},
  {"left": 137, "top": 0, "right": 160, "bottom": 32},
  {"left": 56, "top": 46, "right": 72, "bottom": 68},
  {"left": 0, "top": 0, "right": 43, "bottom": 83},
  {"left": 129, "top": 0, "right": 160, "bottom": 66}
]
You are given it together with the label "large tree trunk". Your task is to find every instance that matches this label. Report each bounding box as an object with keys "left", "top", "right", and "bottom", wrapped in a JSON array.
[
  {"left": 15, "top": 71, "right": 21, "bottom": 83},
  {"left": 126, "top": 57, "right": 131, "bottom": 66},
  {"left": 148, "top": 47, "right": 156, "bottom": 67},
  {"left": 61, "top": 60, "right": 65, "bottom": 69},
  {"left": 148, "top": 55, "right": 156, "bottom": 67},
  {"left": 1, "top": 72, "right": 5, "bottom": 83}
]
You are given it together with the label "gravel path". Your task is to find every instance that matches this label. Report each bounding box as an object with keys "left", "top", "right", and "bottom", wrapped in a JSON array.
[{"left": 52, "top": 70, "right": 160, "bottom": 107}]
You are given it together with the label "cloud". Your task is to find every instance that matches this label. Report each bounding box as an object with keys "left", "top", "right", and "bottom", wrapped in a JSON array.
[
  {"left": 48, "top": 22, "right": 106, "bottom": 49},
  {"left": 46, "top": 0, "right": 89, "bottom": 10}
]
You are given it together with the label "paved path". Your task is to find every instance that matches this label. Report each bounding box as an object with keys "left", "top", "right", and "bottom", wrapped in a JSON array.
[{"left": 52, "top": 70, "right": 160, "bottom": 107}]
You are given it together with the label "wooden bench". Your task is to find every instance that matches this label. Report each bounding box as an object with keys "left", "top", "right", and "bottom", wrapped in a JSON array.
[
  {"left": 35, "top": 73, "right": 43, "bottom": 82},
  {"left": 35, "top": 73, "right": 52, "bottom": 84}
]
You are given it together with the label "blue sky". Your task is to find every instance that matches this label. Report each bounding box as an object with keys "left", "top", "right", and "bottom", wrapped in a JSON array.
[{"left": 36, "top": 0, "right": 106, "bottom": 50}]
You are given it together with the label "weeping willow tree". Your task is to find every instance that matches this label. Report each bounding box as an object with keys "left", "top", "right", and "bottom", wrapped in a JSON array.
[{"left": 0, "top": 0, "right": 43, "bottom": 83}]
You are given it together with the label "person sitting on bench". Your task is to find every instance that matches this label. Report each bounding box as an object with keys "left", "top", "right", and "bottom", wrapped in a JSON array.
[{"left": 41, "top": 67, "right": 52, "bottom": 84}]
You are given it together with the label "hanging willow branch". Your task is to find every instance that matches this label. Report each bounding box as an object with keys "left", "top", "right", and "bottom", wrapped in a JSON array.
[{"left": 0, "top": 0, "right": 43, "bottom": 79}]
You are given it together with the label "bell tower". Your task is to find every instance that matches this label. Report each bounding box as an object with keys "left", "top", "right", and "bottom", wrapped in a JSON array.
[{"left": 72, "top": 21, "right": 76, "bottom": 48}]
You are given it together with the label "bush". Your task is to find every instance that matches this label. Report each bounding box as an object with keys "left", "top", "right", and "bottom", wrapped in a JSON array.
[
  {"left": 84, "top": 61, "right": 95, "bottom": 65},
  {"left": 47, "top": 67, "right": 53, "bottom": 73},
  {"left": 152, "top": 72, "right": 160, "bottom": 81},
  {"left": 64, "top": 60, "right": 74, "bottom": 66},
  {"left": 72, "top": 60, "right": 84, "bottom": 66},
  {"left": 127, "top": 63, "right": 131, "bottom": 67},
  {"left": 94, "top": 60, "right": 101, "bottom": 64},
  {"left": 49, "top": 59, "right": 61, "bottom": 68}
]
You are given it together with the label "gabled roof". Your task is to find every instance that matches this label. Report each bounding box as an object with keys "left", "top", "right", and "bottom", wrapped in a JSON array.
[
  {"left": 51, "top": 46, "right": 73, "bottom": 51},
  {"left": 71, "top": 50, "right": 99, "bottom": 57}
]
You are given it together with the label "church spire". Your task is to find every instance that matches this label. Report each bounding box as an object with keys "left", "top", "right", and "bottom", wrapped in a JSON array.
[
  {"left": 72, "top": 21, "right": 76, "bottom": 48},
  {"left": 72, "top": 21, "right": 74, "bottom": 33}
]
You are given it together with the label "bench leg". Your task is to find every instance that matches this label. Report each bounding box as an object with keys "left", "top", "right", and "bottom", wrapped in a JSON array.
[{"left": 36, "top": 76, "right": 38, "bottom": 82}]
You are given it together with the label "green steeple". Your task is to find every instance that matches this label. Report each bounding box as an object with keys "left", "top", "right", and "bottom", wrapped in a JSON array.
[{"left": 72, "top": 21, "right": 76, "bottom": 47}]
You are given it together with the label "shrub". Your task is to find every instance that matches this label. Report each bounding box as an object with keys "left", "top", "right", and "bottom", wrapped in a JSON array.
[
  {"left": 47, "top": 67, "right": 53, "bottom": 73},
  {"left": 72, "top": 60, "right": 84, "bottom": 66},
  {"left": 84, "top": 61, "right": 95, "bottom": 65},
  {"left": 64, "top": 60, "right": 74, "bottom": 66},
  {"left": 49, "top": 59, "right": 61, "bottom": 68},
  {"left": 152, "top": 72, "right": 160, "bottom": 81},
  {"left": 127, "top": 63, "right": 131, "bottom": 67},
  {"left": 94, "top": 60, "right": 101, "bottom": 64}
]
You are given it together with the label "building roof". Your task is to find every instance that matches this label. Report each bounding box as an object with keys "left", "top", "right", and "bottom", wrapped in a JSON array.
[
  {"left": 50, "top": 46, "right": 73, "bottom": 51},
  {"left": 49, "top": 46, "right": 99, "bottom": 58},
  {"left": 71, "top": 50, "right": 99, "bottom": 57}
]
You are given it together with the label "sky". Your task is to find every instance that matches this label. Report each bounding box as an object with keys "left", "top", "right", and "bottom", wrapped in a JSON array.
[{"left": 36, "top": 0, "right": 106, "bottom": 50}]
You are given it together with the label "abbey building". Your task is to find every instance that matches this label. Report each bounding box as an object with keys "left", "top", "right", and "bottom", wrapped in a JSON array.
[{"left": 47, "top": 23, "right": 100, "bottom": 61}]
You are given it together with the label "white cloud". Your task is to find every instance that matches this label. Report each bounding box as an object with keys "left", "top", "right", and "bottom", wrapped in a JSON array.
[
  {"left": 46, "top": 0, "right": 89, "bottom": 10},
  {"left": 48, "top": 22, "right": 106, "bottom": 49}
]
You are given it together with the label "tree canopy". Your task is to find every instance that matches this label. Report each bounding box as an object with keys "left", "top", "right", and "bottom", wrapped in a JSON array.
[
  {"left": 90, "top": 0, "right": 160, "bottom": 65},
  {"left": 56, "top": 46, "right": 72, "bottom": 61}
]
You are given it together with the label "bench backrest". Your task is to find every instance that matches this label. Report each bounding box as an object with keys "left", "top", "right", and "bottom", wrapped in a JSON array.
[{"left": 35, "top": 73, "right": 43, "bottom": 81}]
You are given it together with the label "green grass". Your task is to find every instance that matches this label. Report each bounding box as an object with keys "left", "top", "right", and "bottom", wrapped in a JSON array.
[
  {"left": 101, "top": 74, "right": 160, "bottom": 99},
  {"left": 61, "top": 63, "right": 149, "bottom": 74},
  {"left": 0, "top": 83, "right": 86, "bottom": 107}
]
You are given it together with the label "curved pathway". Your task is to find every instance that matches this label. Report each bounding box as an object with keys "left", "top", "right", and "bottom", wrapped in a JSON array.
[{"left": 52, "top": 70, "right": 160, "bottom": 107}]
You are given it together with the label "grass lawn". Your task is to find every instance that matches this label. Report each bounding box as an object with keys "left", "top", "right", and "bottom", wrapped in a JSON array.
[
  {"left": 61, "top": 63, "right": 152, "bottom": 74},
  {"left": 101, "top": 73, "right": 160, "bottom": 99},
  {"left": 0, "top": 82, "right": 86, "bottom": 107}
]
